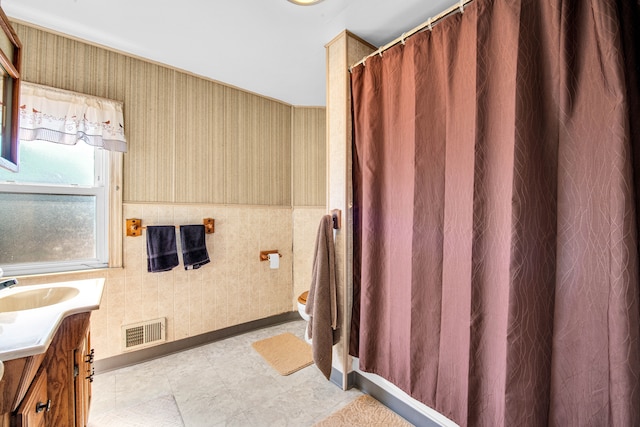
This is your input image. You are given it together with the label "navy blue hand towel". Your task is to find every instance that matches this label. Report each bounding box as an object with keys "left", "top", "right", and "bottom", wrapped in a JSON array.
[
  {"left": 180, "top": 225, "right": 210, "bottom": 270},
  {"left": 146, "top": 226, "right": 179, "bottom": 273}
]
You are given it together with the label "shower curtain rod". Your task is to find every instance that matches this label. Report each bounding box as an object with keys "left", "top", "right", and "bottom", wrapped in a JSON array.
[{"left": 350, "top": 0, "right": 475, "bottom": 71}]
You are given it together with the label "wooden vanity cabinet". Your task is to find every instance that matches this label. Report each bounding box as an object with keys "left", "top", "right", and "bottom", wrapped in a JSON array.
[{"left": 0, "top": 312, "right": 94, "bottom": 427}]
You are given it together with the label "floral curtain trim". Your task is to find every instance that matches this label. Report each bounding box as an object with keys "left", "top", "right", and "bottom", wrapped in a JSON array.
[{"left": 18, "top": 82, "right": 127, "bottom": 152}]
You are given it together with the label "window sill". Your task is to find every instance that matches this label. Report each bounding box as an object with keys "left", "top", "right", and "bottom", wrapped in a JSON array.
[{"left": 13, "top": 267, "right": 115, "bottom": 281}]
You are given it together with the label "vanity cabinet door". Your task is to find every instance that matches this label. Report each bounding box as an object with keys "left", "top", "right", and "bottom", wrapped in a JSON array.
[
  {"left": 14, "top": 368, "right": 49, "bottom": 427},
  {"left": 43, "top": 312, "right": 90, "bottom": 427},
  {"left": 74, "top": 328, "right": 93, "bottom": 427}
]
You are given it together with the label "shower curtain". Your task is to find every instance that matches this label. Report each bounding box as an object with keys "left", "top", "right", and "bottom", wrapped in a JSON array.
[{"left": 350, "top": 0, "right": 640, "bottom": 426}]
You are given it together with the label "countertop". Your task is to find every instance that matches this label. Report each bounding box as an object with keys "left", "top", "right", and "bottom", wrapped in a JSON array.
[{"left": 0, "top": 278, "right": 105, "bottom": 361}]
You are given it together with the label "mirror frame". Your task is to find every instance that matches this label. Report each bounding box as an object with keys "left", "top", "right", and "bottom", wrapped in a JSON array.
[{"left": 0, "top": 7, "right": 21, "bottom": 172}]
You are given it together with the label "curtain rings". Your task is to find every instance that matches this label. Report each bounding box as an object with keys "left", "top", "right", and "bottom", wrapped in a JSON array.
[
  {"left": 459, "top": 0, "right": 464, "bottom": 13},
  {"left": 401, "top": 32, "right": 407, "bottom": 45},
  {"left": 427, "top": 18, "right": 433, "bottom": 31}
]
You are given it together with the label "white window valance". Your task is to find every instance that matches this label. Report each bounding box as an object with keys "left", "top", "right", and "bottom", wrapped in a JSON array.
[{"left": 18, "top": 82, "right": 127, "bottom": 152}]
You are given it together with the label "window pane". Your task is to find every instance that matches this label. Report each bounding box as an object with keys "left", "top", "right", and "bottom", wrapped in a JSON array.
[
  {"left": 0, "top": 140, "right": 95, "bottom": 185},
  {"left": 0, "top": 192, "right": 96, "bottom": 264}
]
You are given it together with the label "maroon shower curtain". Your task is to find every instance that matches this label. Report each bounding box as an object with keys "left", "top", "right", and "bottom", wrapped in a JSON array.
[{"left": 350, "top": 0, "right": 640, "bottom": 426}]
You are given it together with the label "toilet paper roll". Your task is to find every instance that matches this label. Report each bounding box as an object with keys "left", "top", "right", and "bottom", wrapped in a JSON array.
[{"left": 268, "top": 253, "right": 279, "bottom": 269}]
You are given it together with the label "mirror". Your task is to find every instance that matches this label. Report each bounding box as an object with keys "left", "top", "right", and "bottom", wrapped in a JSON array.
[{"left": 0, "top": 7, "right": 21, "bottom": 172}]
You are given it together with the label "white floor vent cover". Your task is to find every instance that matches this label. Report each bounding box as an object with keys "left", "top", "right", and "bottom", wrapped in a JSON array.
[{"left": 122, "top": 318, "right": 166, "bottom": 351}]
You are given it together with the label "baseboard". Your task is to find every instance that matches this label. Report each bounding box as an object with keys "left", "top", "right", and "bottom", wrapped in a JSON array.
[
  {"left": 325, "top": 366, "right": 444, "bottom": 426},
  {"left": 329, "top": 367, "right": 357, "bottom": 389},
  {"left": 94, "top": 311, "right": 300, "bottom": 374},
  {"left": 352, "top": 371, "right": 443, "bottom": 427}
]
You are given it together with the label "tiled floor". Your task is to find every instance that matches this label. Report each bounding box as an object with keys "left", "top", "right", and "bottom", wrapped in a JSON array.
[{"left": 88, "top": 320, "right": 364, "bottom": 426}]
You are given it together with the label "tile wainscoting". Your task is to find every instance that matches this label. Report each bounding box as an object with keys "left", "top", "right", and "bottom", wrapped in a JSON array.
[{"left": 16, "top": 204, "right": 326, "bottom": 362}]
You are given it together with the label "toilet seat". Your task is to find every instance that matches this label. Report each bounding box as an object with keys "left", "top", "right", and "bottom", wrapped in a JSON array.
[{"left": 297, "top": 291, "right": 308, "bottom": 305}]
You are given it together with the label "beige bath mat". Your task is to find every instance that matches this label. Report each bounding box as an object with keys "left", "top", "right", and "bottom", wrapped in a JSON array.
[
  {"left": 313, "top": 395, "right": 414, "bottom": 427},
  {"left": 251, "top": 332, "right": 313, "bottom": 375}
]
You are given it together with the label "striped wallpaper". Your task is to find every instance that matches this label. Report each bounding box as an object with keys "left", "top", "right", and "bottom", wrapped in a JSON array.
[{"left": 14, "top": 21, "right": 325, "bottom": 207}]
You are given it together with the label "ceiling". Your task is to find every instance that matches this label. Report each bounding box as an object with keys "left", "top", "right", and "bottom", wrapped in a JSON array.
[{"left": 3, "top": 0, "right": 455, "bottom": 106}]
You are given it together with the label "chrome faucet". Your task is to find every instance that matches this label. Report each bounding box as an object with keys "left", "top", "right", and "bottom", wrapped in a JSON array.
[{"left": 0, "top": 277, "right": 18, "bottom": 291}]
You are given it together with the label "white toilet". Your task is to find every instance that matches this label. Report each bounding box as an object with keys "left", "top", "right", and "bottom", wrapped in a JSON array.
[{"left": 297, "top": 291, "right": 312, "bottom": 343}]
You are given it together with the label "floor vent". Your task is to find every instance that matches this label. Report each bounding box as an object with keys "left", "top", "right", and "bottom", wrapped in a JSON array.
[{"left": 122, "top": 318, "right": 166, "bottom": 351}]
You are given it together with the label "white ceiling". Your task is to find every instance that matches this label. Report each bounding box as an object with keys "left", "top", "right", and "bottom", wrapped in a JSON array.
[{"left": 3, "top": 0, "right": 454, "bottom": 106}]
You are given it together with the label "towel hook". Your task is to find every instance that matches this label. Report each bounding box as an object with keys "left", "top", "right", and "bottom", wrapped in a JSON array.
[{"left": 331, "top": 209, "right": 341, "bottom": 230}]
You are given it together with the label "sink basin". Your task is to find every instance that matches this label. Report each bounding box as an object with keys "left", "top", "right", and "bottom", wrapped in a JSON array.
[
  {"left": 0, "top": 278, "right": 104, "bottom": 360},
  {"left": 0, "top": 287, "right": 80, "bottom": 312}
]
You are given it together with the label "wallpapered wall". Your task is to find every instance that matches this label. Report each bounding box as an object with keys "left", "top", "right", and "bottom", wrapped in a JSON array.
[{"left": 13, "top": 22, "right": 326, "bottom": 360}]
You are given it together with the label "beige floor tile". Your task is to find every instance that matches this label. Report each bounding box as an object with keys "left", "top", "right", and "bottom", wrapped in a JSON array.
[{"left": 89, "top": 320, "right": 364, "bottom": 426}]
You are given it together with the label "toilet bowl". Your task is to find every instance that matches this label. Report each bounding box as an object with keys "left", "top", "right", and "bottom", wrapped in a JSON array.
[
  {"left": 297, "top": 291, "right": 312, "bottom": 344},
  {"left": 297, "top": 291, "right": 310, "bottom": 321}
]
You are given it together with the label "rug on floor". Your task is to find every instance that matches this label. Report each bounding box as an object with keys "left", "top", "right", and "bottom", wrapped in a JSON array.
[
  {"left": 88, "top": 394, "right": 184, "bottom": 427},
  {"left": 251, "top": 332, "right": 313, "bottom": 375},
  {"left": 313, "top": 395, "right": 414, "bottom": 427}
]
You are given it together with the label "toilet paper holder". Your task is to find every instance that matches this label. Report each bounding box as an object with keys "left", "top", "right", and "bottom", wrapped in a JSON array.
[{"left": 259, "top": 250, "right": 282, "bottom": 261}]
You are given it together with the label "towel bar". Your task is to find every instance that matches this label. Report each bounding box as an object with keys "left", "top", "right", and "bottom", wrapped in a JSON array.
[{"left": 126, "top": 218, "right": 215, "bottom": 237}]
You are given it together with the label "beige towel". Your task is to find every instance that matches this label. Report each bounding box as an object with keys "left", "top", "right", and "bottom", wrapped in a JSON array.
[{"left": 306, "top": 214, "right": 339, "bottom": 380}]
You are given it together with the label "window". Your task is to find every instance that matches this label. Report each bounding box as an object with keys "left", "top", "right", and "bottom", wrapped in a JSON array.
[
  {"left": 0, "top": 7, "right": 22, "bottom": 172},
  {"left": 0, "top": 82, "right": 127, "bottom": 276},
  {"left": 0, "top": 139, "right": 110, "bottom": 275}
]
